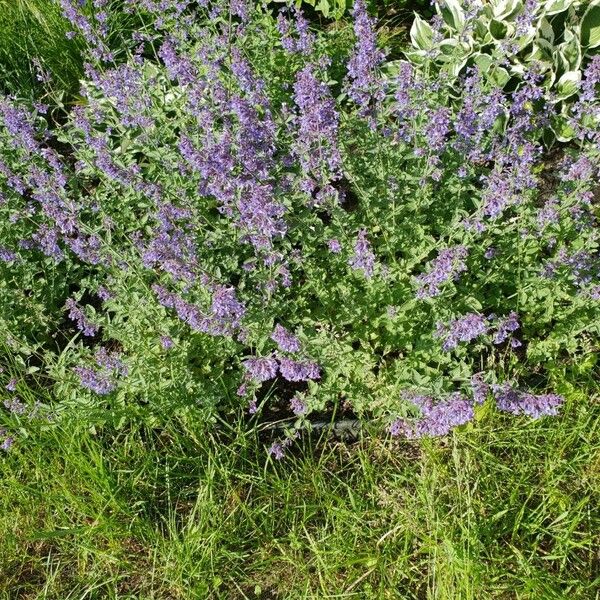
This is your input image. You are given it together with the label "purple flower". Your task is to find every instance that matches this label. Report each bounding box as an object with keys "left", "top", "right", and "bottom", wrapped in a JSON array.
[
  {"left": 0, "top": 246, "right": 17, "bottom": 262},
  {"left": 73, "top": 347, "right": 127, "bottom": 395},
  {"left": 74, "top": 366, "right": 117, "bottom": 395},
  {"left": 492, "top": 384, "right": 563, "bottom": 419},
  {"left": 435, "top": 313, "right": 488, "bottom": 351},
  {"left": 160, "top": 336, "right": 174, "bottom": 349},
  {"left": 5, "top": 378, "right": 17, "bottom": 392},
  {"left": 97, "top": 286, "right": 114, "bottom": 302},
  {"left": 423, "top": 107, "right": 451, "bottom": 153},
  {"left": 492, "top": 312, "right": 520, "bottom": 345},
  {"left": 349, "top": 228, "right": 376, "bottom": 278},
  {"left": 278, "top": 357, "right": 320, "bottom": 382},
  {"left": 277, "top": 7, "right": 314, "bottom": 55},
  {"left": 243, "top": 357, "right": 279, "bottom": 383},
  {"left": 327, "top": 238, "right": 342, "bottom": 253},
  {"left": 268, "top": 441, "right": 286, "bottom": 460},
  {"left": 268, "top": 434, "right": 296, "bottom": 459},
  {"left": 4, "top": 396, "right": 26, "bottom": 415},
  {"left": 293, "top": 64, "right": 342, "bottom": 190},
  {"left": 0, "top": 428, "right": 14, "bottom": 451},
  {"left": 416, "top": 246, "right": 468, "bottom": 298},
  {"left": 471, "top": 373, "right": 489, "bottom": 404},
  {"left": 537, "top": 199, "right": 560, "bottom": 230},
  {"left": 271, "top": 324, "right": 301, "bottom": 353},
  {"left": 391, "top": 392, "right": 474, "bottom": 438},
  {"left": 209, "top": 285, "right": 246, "bottom": 334},
  {"left": 290, "top": 395, "right": 307, "bottom": 415},
  {"left": 346, "top": 0, "right": 385, "bottom": 113},
  {"left": 65, "top": 298, "right": 99, "bottom": 337}
]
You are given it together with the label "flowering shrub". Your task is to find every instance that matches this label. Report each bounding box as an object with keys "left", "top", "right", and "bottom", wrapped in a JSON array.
[{"left": 0, "top": 0, "right": 598, "bottom": 453}]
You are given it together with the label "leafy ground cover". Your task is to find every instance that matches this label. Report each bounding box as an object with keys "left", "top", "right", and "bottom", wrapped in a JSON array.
[{"left": 0, "top": 0, "right": 599, "bottom": 597}]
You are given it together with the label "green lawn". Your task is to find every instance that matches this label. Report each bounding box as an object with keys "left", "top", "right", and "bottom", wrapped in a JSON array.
[{"left": 2, "top": 381, "right": 599, "bottom": 599}]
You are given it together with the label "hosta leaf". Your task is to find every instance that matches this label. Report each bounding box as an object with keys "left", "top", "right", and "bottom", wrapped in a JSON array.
[
  {"left": 490, "top": 0, "right": 522, "bottom": 20},
  {"left": 437, "top": 0, "right": 466, "bottom": 30},
  {"left": 556, "top": 70, "right": 581, "bottom": 99},
  {"left": 403, "top": 49, "right": 428, "bottom": 65},
  {"left": 581, "top": 0, "right": 600, "bottom": 48},
  {"left": 489, "top": 66, "right": 511, "bottom": 87},
  {"left": 552, "top": 48, "right": 570, "bottom": 79},
  {"left": 472, "top": 52, "right": 494, "bottom": 71},
  {"left": 489, "top": 19, "right": 508, "bottom": 39},
  {"left": 550, "top": 115, "right": 577, "bottom": 142},
  {"left": 559, "top": 35, "right": 582, "bottom": 70},
  {"left": 439, "top": 38, "right": 461, "bottom": 55},
  {"left": 538, "top": 17, "right": 555, "bottom": 43},
  {"left": 544, "top": 0, "right": 572, "bottom": 16},
  {"left": 410, "top": 15, "right": 435, "bottom": 50}
]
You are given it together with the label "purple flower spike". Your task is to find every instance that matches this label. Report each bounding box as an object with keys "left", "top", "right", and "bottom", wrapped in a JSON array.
[
  {"left": 74, "top": 367, "right": 116, "bottom": 395},
  {"left": 471, "top": 373, "right": 489, "bottom": 404},
  {"left": 160, "top": 336, "right": 174, "bottom": 349},
  {"left": 0, "top": 430, "right": 14, "bottom": 451},
  {"left": 349, "top": 228, "right": 376, "bottom": 278},
  {"left": 391, "top": 392, "right": 474, "bottom": 438},
  {"left": 492, "top": 384, "right": 563, "bottom": 419},
  {"left": 278, "top": 357, "right": 320, "bottom": 382},
  {"left": 492, "top": 312, "right": 520, "bottom": 345},
  {"left": 327, "top": 238, "right": 342, "bottom": 253},
  {"left": 347, "top": 0, "right": 385, "bottom": 113},
  {"left": 243, "top": 357, "right": 279, "bottom": 383},
  {"left": 416, "top": 246, "right": 468, "bottom": 298},
  {"left": 293, "top": 64, "right": 342, "bottom": 189},
  {"left": 271, "top": 324, "right": 301, "bottom": 353},
  {"left": 65, "top": 298, "right": 99, "bottom": 337},
  {"left": 290, "top": 395, "right": 307, "bottom": 415},
  {"left": 268, "top": 441, "right": 285, "bottom": 460},
  {"left": 435, "top": 313, "right": 488, "bottom": 351}
]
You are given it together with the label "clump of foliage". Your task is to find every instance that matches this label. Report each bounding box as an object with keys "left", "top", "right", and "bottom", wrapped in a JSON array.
[
  {"left": 0, "top": 0, "right": 598, "bottom": 455},
  {"left": 407, "top": 0, "right": 600, "bottom": 140}
]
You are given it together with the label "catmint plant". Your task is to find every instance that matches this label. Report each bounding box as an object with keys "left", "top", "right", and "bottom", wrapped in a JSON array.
[{"left": 0, "top": 0, "right": 597, "bottom": 450}]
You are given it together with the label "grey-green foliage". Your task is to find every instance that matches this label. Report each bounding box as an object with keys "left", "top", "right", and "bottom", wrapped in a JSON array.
[{"left": 407, "top": 0, "right": 600, "bottom": 110}]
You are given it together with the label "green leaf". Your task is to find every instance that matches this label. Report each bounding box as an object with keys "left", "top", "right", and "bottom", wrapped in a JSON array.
[
  {"left": 490, "top": 0, "right": 521, "bottom": 20},
  {"left": 439, "top": 38, "right": 461, "bottom": 55},
  {"left": 544, "top": 0, "right": 571, "bottom": 15},
  {"left": 538, "top": 17, "right": 555, "bottom": 44},
  {"left": 489, "top": 19, "right": 508, "bottom": 39},
  {"left": 555, "top": 70, "right": 581, "bottom": 99},
  {"left": 437, "top": 0, "right": 466, "bottom": 30},
  {"left": 472, "top": 52, "right": 494, "bottom": 72},
  {"left": 410, "top": 15, "right": 435, "bottom": 50},
  {"left": 489, "top": 65, "right": 511, "bottom": 87},
  {"left": 557, "top": 33, "right": 582, "bottom": 71},
  {"left": 316, "top": 0, "right": 330, "bottom": 17},
  {"left": 581, "top": 0, "right": 600, "bottom": 48}
]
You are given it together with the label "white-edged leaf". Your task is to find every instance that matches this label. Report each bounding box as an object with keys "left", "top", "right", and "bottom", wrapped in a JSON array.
[
  {"left": 490, "top": 0, "right": 521, "bottom": 20},
  {"left": 556, "top": 70, "right": 581, "bottom": 99},
  {"left": 581, "top": 0, "right": 600, "bottom": 48},
  {"left": 544, "top": 0, "right": 571, "bottom": 15},
  {"left": 410, "top": 15, "right": 435, "bottom": 50},
  {"left": 437, "top": 0, "right": 465, "bottom": 30},
  {"left": 538, "top": 18, "right": 555, "bottom": 43}
]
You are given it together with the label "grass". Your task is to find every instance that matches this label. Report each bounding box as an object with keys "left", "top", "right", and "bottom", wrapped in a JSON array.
[
  {"left": 1, "top": 376, "right": 599, "bottom": 599},
  {"left": 0, "top": 0, "right": 84, "bottom": 100}
]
